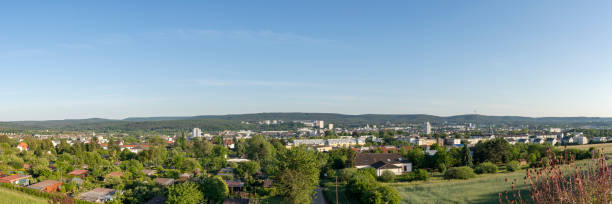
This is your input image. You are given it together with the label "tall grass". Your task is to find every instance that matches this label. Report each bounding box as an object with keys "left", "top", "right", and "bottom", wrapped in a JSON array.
[{"left": 500, "top": 148, "right": 611, "bottom": 204}]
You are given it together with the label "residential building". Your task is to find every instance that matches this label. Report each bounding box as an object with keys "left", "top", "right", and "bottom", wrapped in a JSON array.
[
  {"left": 545, "top": 138, "right": 558, "bottom": 146},
  {"left": 424, "top": 122, "right": 432, "bottom": 135},
  {"left": 354, "top": 153, "right": 412, "bottom": 176},
  {"left": 78, "top": 188, "right": 117, "bottom": 203},
  {"left": 575, "top": 136, "right": 589, "bottom": 145},
  {"left": 154, "top": 178, "right": 175, "bottom": 186},
  {"left": 0, "top": 175, "right": 31, "bottom": 186},
  {"left": 141, "top": 169, "right": 157, "bottom": 176},
  {"left": 328, "top": 123, "right": 334, "bottom": 130},
  {"left": 17, "top": 142, "right": 28, "bottom": 152},
  {"left": 28, "top": 180, "right": 62, "bottom": 193},
  {"left": 317, "top": 120, "right": 325, "bottom": 129},
  {"left": 68, "top": 169, "right": 89, "bottom": 178},
  {"left": 592, "top": 137, "right": 608, "bottom": 143},
  {"left": 192, "top": 128, "right": 202, "bottom": 138}
]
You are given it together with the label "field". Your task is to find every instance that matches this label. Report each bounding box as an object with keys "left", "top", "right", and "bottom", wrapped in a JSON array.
[
  {"left": 393, "top": 170, "right": 528, "bottom": 204},
  {"left": 0, "top": 187, "right": 49, "bottom": 204},
  {"left": 568, "top": 143, "right": 612, "bottom": 155}
]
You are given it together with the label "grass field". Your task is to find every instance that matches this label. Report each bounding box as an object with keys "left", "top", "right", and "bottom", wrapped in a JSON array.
[
  {"left": 568, "top": 143, "right": 612, "bottom": 155},
  {"left": 393, "top": 170, "right": 528, "bottom": 204},
  {"left": 0, "top": 187, "right": 49, "bottom": 204}
]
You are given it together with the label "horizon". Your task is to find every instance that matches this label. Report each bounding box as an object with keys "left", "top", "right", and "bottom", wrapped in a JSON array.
[
  {"left": 3, "top": 1, "right": 612, "bottom": 120},
  {"left": 3, "top": 112, "right": 612, "bottom": 122}
]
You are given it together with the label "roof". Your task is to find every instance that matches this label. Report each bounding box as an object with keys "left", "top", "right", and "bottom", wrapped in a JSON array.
[
  {"left": 0, "top": 175, "right": 31, "bottom": 182},
  {"left": 68, "top": 169, "right": 89, "bottom": 176},
  {"left": 28, "top": 180, "right": 61, "bottom": 190},
  {"left": 223, "top": 199, "right": 250, "bottom": 204},
  {"left": 78, "top": 188, "right": 116, "bottom": 202},
  {"left": 106, "top": 172, "right": 123, "bottom": 177},
  {"left": 354, "top": 153, "right": 403, "bottom": 166},
  {"left": 17, "top": 142, "right": 28, "bottom": 149},
  {"left": 371, "top": 161, "right": 401, "bottom": 169},
  {"left": 154, "top": 178, "right": 175, "bottom": 186},
  {"left": 263, "top": 179, "right": 273, "bottom": 188},
  {"left": 225, "top": 180, "right": 244, "bottom": 188},
  {"left": 141, "top": 169, "right": 157, "bottom": 175}
]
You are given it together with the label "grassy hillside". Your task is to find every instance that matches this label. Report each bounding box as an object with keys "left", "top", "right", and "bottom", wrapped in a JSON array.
[{"left": 0, "top": 187, "right": 49, "bottom": 204}]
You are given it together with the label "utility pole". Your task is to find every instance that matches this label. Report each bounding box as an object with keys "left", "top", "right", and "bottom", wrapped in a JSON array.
[{"left": 335, "top": 176, "right": 338, "bottom": 204}]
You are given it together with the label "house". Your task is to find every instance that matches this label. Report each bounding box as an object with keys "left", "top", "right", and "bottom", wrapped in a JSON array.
[
  {"left": 68, "top": 169, "right": 89, "bottom": 177},
  {"left": 179, "top": 173, "right": 192, "bottom": 181},
  {"left": 106, "top": 172, "right": 123, "bottom": 179},
  {"left": 225, "top": 180, "right": 244, "bottom": 192},
  {"left": 78, "top": 188, "right": 117, "bottom": 203},
  {"left": 445, "top": 138, "right": 461, "bottom": 146},
  {"left": 154, "top": 178, "right": 175, "bottom": 186},
  {"left": 562, "top": 137, "right": 575, "bottom": 144},
  {"left": 545, "top": 138, "right": 558, "bottom": 146},
  {"left": 263, "top": 179, "right": 273, "bottom": 188},
  {"left": 517, "top": 139, "right": 530, "bottom": 144},
  {"left": 217, "top": 168, "right": 234, "bottom": 177},
  {"left": 17, "top": 142, "right": 28, "bottom": 152},
  {"left": 532, "top": 138, "right": 544, "bottom": 144},
  {"left": 592, "top": 137, "right": 608, "bottom": 143},
  {"left": 0, "top": 175, "right": 31, "bottom": 186},
  {"left": 71, "top": 177, "right": 83, "bottom": 185},
  {"left": 141, "top": 169, "right": 157, "bottom": 176},
  {"left": 28, "top": 180, "right": 62, "bottom": 193},
  {"left": 223, "top": 138, "right": 235, "bottom": 149},
  {"left": 518, "top": 159, "right": 528, "bottom": 166},
  {"left": 354, "top": 153, "right": 412, "bottom": 176},
  {"left": 575, "top": 136, "right": 589, "bottom": 145}
]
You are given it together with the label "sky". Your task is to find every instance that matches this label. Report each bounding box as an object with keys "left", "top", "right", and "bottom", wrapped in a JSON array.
[{"left": 1, "top": 1, "right": 612, "bottom": 121}]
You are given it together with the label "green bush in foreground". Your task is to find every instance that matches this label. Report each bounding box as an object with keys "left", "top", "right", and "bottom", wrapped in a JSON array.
[
  {"left": 444, "top": 166, "right": 476, "bottom": 179},
  {"left": 506, "top": 160, "right": 520, "bottom": 172},
  {"left": 474, "top": 162, "right": 498, "bottom": 174}
]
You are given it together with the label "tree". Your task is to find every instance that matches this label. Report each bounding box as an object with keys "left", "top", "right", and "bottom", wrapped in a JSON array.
[
  {"left": 377, "top": 185, "right": 400, "bottom": 204},
  {"left": 277, "top": 147, "right": 320, "bottom": 204},
  {"left": 166, "top": 182, "right": 203, "bottom": 204},
  {"left": 473, "top": 138, "right": 511, "bottom": 164},
  {"left": 462, "top": 145, "right": 473, "bottom": 166},
  {"left": 403, "top": 147, "right": 425, "bottom": 168},
  {"left": 201, "top": 176, "right": 229, "bottom": 203},
  {"left": 235, "top": 161, "right": 259, "bottom": 180},
  {"left": 245, "top": 135, "right": 275, "bottom": 162}
]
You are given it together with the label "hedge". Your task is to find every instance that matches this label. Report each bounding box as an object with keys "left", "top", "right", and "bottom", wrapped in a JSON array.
[{"left": 444, "top": 166, "right": 476, "bottom": 179}]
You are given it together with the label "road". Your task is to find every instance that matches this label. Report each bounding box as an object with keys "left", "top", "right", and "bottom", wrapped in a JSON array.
[{"left": 312, "top": 187, "right": 328, "bottom": 204}]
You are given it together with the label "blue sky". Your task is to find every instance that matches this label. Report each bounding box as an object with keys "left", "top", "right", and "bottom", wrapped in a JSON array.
[{"left": 1, "top": 1, "right": 612, "bottom": 121}]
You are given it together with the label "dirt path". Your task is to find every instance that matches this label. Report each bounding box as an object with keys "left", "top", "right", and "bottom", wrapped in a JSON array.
[{"left": 312, "top": 187, "right": 328, "bottom": 204}]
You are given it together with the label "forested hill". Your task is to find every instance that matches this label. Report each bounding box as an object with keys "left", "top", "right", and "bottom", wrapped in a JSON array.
[{"left": 2, "top": 113, "right": 612, "bottom": 132}]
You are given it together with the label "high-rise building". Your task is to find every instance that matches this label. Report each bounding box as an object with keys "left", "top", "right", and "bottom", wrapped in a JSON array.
[
  {"left": 424, "top": 122, "right": 432, "bottom": 135},
  {"left": 192, "top": 128, "right": 202, "bottom": 138},
  {"left": 328, "top": 123, "right": 334, "bottom": 130},
  {"left": 318, "top": 120, "right": 325, "bottom": 129}
]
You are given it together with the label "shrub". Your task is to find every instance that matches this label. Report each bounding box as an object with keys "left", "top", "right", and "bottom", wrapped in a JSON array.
[
  {"left": 412, "top": 169, "right": 429, "bottom": 181},
  {"left": 474, "top": 162, "right": 497, "bottom": 174},
  {"left": 444, "top": 166, "right": 476, "bottom": 179},
  {"left": 506, "top": 161, "right": 520, "bottom": 172},
  {"left": 338, "top": 168, "right": 357, "bottom": 182},
  {"left": 396, "top": 169, "right": 429, "bottom": 182},
  {"left": 378, "top": 170, "right": 395, "bottom": 182}
]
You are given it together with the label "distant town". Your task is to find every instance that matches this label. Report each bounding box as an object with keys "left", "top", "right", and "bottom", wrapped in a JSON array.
[{"left": 0, "top": 114, "right": 610, "bottom": 203}]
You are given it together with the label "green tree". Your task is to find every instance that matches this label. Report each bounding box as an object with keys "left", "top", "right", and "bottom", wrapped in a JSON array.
[
  {"left": 201, "top": 176, "right": 229, "bottom": 203},
  {"left": 166, "top": 182, "right": 203, "bottom": 204},
  {"left": 277, "top": 147, "right": 320, "bottom": 204},
  {"left": 378, "top": 170, "right": 395, "bottom": 182}
]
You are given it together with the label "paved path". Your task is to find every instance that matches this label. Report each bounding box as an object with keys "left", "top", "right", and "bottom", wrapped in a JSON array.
[{"left": 312, "top": 187, "right": 328, "bottom": 204}]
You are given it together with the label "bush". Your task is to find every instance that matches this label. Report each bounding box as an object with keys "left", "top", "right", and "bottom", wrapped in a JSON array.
[
  {"left": 396, "top": 169, "right": 429, "bottom": 182},
  {"left": 444, "top": 166, "right": 476, "bottom": 179},
  {"left": 412, "top": 169, "right": 429, "bottom": 181},
  {"left": 338, "top": 168, "right": 357, "bottom": 182},
  {"left": 506, "top": 161, "right": 520, "bottom": 172},
  {"left": 474, "top": 162, "right": 497, "bottom": 174},
  {"left": 378, "top": 170, "right": 395, "bottom": 182}
]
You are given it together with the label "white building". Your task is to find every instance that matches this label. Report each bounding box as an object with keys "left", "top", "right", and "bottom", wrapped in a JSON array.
[
  {"left": 192, "top": 128, "right": 202, "bottom": 138},
  {"left": 575, "top": 136, "right": 589, "bottom": 145},
  {"left": 424, "top": 122, "right": 432, "bottom": 135},
  {"left": 328, "top": 123, "right": 334, "bottom": 130},
  {"left": 317, "top": 120, "right": 325, "bottom": 129}
]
